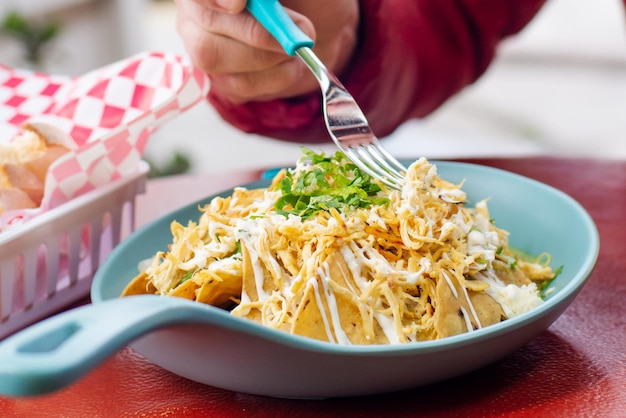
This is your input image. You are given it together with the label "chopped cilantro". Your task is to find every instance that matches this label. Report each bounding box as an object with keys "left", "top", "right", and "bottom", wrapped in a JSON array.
[
  {"left": 497, "top": 252, "right": 519, "bottom": 270},
  {"left": 274, "top": 149, "right": 389, "bottom": 218},
  {"left": 538, "top": 265, "right": 563, "bottom": 298},
  {"left": 179, "top": 271, "right": 193, "bottom": 285},
  {"left": 233, "top": 240, "right": 242, "bottom": 255},
  {"left": 553, "top": 265, "right": 564, "bottom": 277}
]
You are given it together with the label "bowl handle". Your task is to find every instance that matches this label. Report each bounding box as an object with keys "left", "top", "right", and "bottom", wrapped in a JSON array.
[{"left": 0, "top": 295, "right": 198, "bottom": 397}]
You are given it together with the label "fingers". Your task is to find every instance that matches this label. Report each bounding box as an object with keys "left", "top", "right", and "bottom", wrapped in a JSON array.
[
  {"left": 176, "top": 0, "right": 320, "bottom": 101},
  {"left": 177, "top": 0, "right": 316, "bottom": 72},
  {"left": 174, "top": 0, "right": 358, "bottom": 103},
  {"left": 209, "top": 58, "right": 317, "bottom": 104},
  {"left": 177, "top": 5, "right": 287, "bottom": 74}
]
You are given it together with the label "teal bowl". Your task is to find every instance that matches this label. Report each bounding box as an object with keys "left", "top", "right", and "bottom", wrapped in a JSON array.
[{"left": 0, "top": 162, "right": 599, "bottom": 399}]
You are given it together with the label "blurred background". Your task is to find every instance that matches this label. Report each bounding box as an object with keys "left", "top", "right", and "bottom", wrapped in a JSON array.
[{"left": 1, "top": 0, "right": 625, "bottom": 174}]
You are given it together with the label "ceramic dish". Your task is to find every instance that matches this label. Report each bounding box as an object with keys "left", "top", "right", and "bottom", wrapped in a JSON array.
[{"left": 0, "top": 161, "right": 599, "bottom": 399}]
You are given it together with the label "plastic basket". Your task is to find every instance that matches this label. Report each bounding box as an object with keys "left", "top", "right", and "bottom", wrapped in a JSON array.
[{"left": 0, "top": 161, "right": 149, "bottom": 339}]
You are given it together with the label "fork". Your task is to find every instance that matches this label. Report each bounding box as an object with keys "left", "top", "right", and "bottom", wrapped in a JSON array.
[{"left": 247, "top": 0, "right": 406, "bottom": 190}]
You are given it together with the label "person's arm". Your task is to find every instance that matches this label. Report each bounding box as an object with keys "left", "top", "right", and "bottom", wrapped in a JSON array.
[{"left": 207, "top": 0, "right": 546, "bottom": 143}]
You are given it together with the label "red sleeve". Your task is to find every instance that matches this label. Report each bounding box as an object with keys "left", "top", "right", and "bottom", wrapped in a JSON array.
[{"left": 208, "top": 0, "right": 546, "bottom": 143}]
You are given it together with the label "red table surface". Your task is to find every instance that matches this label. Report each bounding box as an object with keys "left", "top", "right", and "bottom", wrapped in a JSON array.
[{"left": 1, "top": 157, "right": 625, "bottom": 418}]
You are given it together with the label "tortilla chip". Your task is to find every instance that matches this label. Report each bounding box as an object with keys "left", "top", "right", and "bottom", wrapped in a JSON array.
[
  {"left": 195, "top": 270, "right": 242, "bottom": 309},
  {"left": 469, "top": 291, "right": 505, "bottom": 327},
  {"left": 121, "top": 272, "right": 157, "bottom": 296},
  {"left": 240, "top": 241, "right": 278, "bottom": 302},
  {"left": 433, "top": 271, "right": 506, "bottom": 338},
  {"left": 169, "top": 278, "right": 199, "bottom": 300},
  {"left": 492, "top": 259, "right": 531, "bottom": 287},
  {"left": 291, "top": 284, "right": 332, "bottom": 342},
  {"left": 290, "top": 251, "right": 383, "bottom": 344},
  {"left": 332, "top": 281, "right": 383, "bottom": 344},
  {"left": 324, "top": 250, "right": 359, "bottom": 295},
  {"left": 433, "top": 272, "right": 474, "bottom": 337},
  {"left": 236, "top": 243, "right": 265, "bottom": 321}
]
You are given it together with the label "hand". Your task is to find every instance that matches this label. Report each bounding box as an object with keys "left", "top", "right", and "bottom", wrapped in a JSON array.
[{"left": 174, "top": 0, "right": 359, "bottom": 104}]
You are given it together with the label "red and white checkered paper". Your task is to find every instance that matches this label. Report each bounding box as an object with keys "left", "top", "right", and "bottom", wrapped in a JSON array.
[{"left": 0, "top": 51, "right": 210, "bottom": 229}]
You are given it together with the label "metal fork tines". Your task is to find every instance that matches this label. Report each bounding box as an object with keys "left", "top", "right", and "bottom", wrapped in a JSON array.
[{"left": 295, "top": 47, "right": 406, "bottom": 190}]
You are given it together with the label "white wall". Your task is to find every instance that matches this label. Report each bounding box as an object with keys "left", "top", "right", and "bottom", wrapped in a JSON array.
[
  {"left": 388, "top": 0, "right": 626, "bottom": 160},
  {"left": 0, "top": 0, "right": 147, "bottom": 75}
]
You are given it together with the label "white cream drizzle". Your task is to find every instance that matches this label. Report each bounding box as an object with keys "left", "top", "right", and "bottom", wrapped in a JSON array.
[
  {"left": 178, "top": 246, "right": 210, "bottom": 270},
  {"left": 307, "top": 275, "right": 335, "bottom": 343},
  {"left": 317, "top": 263, "right": 351, "bottom": 345},
  {"left": 440, "top": 270, "right": 459, "bottom": 299},
  {"left": 374, "top": 312, "right": 401, "bottom": 345},
  {"left": 235, "top": 220, "right": 270, "bottom": 302},
  {"left": 459, "top": 306, "right": 474, "bottom": 332},
  {"left": 441, "top": 270, "right": 483, "bottom": 331}
]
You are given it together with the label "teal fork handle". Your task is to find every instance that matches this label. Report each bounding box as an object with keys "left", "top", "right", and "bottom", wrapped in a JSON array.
[
  {"left": 246, "top": 0, "right": 314, "bottom": 55},
  {"left": 0, "top": 295, "right": 202, "bottom": 397}
]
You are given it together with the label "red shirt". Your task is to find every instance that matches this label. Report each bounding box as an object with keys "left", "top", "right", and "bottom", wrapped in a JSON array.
[{"left": 208, "top": 0, "right": 547, "bottom": 143}]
